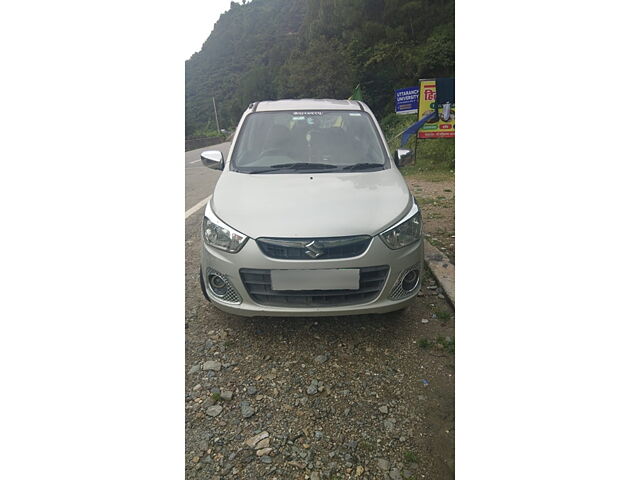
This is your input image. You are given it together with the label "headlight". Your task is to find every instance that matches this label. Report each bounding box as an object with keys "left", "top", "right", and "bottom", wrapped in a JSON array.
[
  {"left": 379, "top": 204, "right": 422, "bottom": 249},
  {"left": 202, "top": 203, "right": 248, "bottom": 253}
]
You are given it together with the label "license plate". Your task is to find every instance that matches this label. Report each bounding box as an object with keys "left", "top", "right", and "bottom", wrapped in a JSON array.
[{"left": 271, "top": 269, "right": 360, "bottom": 291}]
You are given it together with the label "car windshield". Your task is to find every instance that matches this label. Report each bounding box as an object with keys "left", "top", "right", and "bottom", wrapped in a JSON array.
[{"left": 231, "top": 110, "right": 389, "bottom": 173}]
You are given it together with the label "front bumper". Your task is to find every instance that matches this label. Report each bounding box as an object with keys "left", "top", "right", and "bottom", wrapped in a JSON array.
[{"left": 200, "top": 235, "right": 424, "bottom": 317}]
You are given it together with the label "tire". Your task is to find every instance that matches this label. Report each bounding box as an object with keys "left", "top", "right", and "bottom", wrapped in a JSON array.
[{"left": 199, "top": 267, "right": 211, "bottom": 302}]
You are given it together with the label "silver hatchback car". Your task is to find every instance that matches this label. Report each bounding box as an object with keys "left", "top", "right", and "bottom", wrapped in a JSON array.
[{"left": 199, "top": 99, "right": 423, "bottom": 317}]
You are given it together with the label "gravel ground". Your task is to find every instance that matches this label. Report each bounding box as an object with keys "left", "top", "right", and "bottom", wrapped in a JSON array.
[
  {"left": 405, "top": 176, "right": 455, "bottom": 264},
  {"left": 185, "top": 205, "right": 455, "bottom": 479}
]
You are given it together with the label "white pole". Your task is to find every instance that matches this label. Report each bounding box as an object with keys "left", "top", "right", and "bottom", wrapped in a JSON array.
[{"left": 212, "top": 96, "right": 220, "bottom": 133}]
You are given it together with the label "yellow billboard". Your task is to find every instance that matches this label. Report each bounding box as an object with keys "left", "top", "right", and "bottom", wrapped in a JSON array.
[{"left": 418, "top": 79, "right": 455, "bottom": 139}]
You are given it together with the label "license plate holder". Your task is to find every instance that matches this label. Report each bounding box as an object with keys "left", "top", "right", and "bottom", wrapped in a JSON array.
[{"left": 271, "top": 269, "right": 360, "bottom": 291}]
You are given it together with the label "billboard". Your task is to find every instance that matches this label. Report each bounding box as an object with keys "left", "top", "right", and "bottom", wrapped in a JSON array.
[
  {"left": 394, "top": 86, "right": 420, "bottom": 115},
  {"left": 418, "top": 79, "right": 455, "bottom": 138}
]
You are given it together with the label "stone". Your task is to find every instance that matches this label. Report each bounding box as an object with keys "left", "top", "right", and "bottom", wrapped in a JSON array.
[
  {"left": 188, "top": 365, "right": 200, "bottom": 374},
  {"left": 244, "top": 431, "right": 269, "bottom": 448},
  {"left": 389, "top": 468, "right": 402, "bottom": 480},
  {"left": 313, "top": 354, "right": 328, "bottom": 364},
  {"left": 247, "top": 386, "right": 257, "bottom": 395},
  {"left": 379, "top": 405, "right": 389, "bottom": 414},
  {"left": 206, "top": 405, "right": 223, "bottom": 417},
  {"left": 355, "top": 465, "right": 364, "bottom": 476},
  {"left": 240, "top": 401, "right": 255, "bottom": 418},
  {"left": 256, "top": 447, "right": 273, "bottom": 457},
  {"left": 255, "top": 438, "right": 270, "bottom": 449},
  {"left": 310, "top": 473, "right": 321, "bottom": 480},
  {"left": 377, "top": 458, "right": 390, "bottom": 471},
  {"left": 384, "top": 418, "right": 395, "bottom": 431},
  {"left": 203, "top": 360, "right": 222, "bottom": 371},
  {"left": 220, "top": 390, "right": 233, "bottom": 401},
  {"left": 260, "top": 456, "right": 272, "bottom": 464}
]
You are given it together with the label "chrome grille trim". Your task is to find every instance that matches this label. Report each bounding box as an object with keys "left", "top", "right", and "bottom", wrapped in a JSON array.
[{"left": 240, "top": 266, "right": 389, "bottom": 307}]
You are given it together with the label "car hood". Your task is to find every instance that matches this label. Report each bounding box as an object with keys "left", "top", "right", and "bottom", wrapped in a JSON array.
[{"left": 211, "top": 168, "right": 413, "bottom": 239}]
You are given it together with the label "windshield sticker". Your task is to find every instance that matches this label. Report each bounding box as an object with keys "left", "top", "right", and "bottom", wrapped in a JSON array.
[
  {"left": 293, "top": 111, "right": 323, "bottom": 115},
  {"left": 349, "top": 113, "right": 362, "bottom": 116}
]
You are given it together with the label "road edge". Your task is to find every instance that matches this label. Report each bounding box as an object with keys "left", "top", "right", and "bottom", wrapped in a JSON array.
[{"left": 424, "top": 241, "right": 455, "bottom": 308}]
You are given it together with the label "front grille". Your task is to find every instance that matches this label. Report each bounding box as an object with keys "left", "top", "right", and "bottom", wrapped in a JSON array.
[
  {"left": 240, "top": 266, "right": 389, "bottom": 307},
  {"left": 256, "top": 236, "right": 371, "bottom": 260}
]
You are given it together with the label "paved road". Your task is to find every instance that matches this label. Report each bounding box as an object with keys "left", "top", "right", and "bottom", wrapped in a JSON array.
[
  {"left": 183, "top": 145, "right": 455, "bottom": 479},
  {"left": 185, "top": 142, "right": 231, "bottom": 216}
]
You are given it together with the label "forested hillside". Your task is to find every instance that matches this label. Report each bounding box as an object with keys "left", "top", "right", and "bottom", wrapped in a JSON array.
[{"left": 185, "top": 0, "right": 454, "bottom": 137}]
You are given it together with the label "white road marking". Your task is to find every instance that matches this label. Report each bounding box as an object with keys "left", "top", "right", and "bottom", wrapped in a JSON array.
[
  {"left": 189, "top": 159, "right": 200, "bottom": 164},
  {"left": 185, "top": 195, "right": 211, "bottom": 220}
]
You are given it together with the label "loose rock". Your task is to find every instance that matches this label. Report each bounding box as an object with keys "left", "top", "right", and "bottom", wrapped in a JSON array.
[
  {"left": 255, "top": 437, "right": 270, "bottom": 449},
  {"left": 206, "top": 405, "right": 223, "bottom": 417},
  {"left": 313, "top": 354, "right": 328, "bottom": 364},
  {"left": 377, "top": 458, "right": 390, "bottom": 471},
  {"left": 244, "top": 431, "right": 269, "bottom": 448},
  {"left": 389, "top": 468, "right": 402, "bottom": 480},
  {"left": 203, "top": 360, "right": 222, "bottom": 371},
  {"left": 240, "top": 401, "right": 255, "bottom": 418}
]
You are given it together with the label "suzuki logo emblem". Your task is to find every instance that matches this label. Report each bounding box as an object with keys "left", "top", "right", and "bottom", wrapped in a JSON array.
[{"left": 304, "top": 240, "right": 325, "bottom": 258}]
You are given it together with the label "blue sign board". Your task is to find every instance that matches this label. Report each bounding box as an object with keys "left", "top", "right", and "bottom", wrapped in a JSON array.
[{"left": 395, "top": 86, "right": 419, "bottom": 115}]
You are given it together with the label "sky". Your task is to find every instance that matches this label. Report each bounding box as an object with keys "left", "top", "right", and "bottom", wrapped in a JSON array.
[{"left": 183, "top": 0, "right": 231, "bottom": 60}]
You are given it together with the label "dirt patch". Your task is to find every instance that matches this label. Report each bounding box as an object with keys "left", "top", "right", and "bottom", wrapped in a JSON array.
[{"left": 405, "top": 175, "right": 455, "bottom": 263}]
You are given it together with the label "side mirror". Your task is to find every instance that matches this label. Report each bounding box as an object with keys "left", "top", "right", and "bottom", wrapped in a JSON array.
[
  {"left": 394, "top": 149, "right": 413, "bottom": 167},
  {"left": 201, "top": 150, "right": 224, "bottom": 170}
]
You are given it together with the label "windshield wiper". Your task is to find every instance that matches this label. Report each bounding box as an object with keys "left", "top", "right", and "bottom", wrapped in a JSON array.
[
  {"left": 247, "top": 162, "right": 337, "bottom": 174},
  {"left": 269, "top": 162, "right": 337, "bottom": 170},
  {"left": 340, "top": 163, "right": 384, "bottom": 171}
]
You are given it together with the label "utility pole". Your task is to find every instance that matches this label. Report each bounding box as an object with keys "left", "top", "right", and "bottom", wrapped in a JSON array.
[{"left": 212, "top": 95, "right": 220, "bottom": 133}]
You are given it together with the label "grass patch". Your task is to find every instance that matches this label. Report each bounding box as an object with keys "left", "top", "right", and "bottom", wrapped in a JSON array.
[
  {"left": 435, "top": 310, "right": 451, "bottom": 322},
  {"left": 359, "top": 440, "right": 374, "bottom": 451},
  {"left": 210, "top": 392, "right": 221, "bottom": 402},
  {"left": 381, "top": 114, "right": 455, "bottom": 180},
  {"left": 404, "top": 450, "right": 419, "bottom": 463},
  {"left": 436, "top": 336, "right": 455, "bottom": 354},
  {"left": 419, "top": 336, "right": 455, "bottom": 354}
]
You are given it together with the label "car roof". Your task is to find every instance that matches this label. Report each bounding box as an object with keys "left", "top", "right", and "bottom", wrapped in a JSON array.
[{"left": 253, "top": 99, "right": 363, "bottom": 112}]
